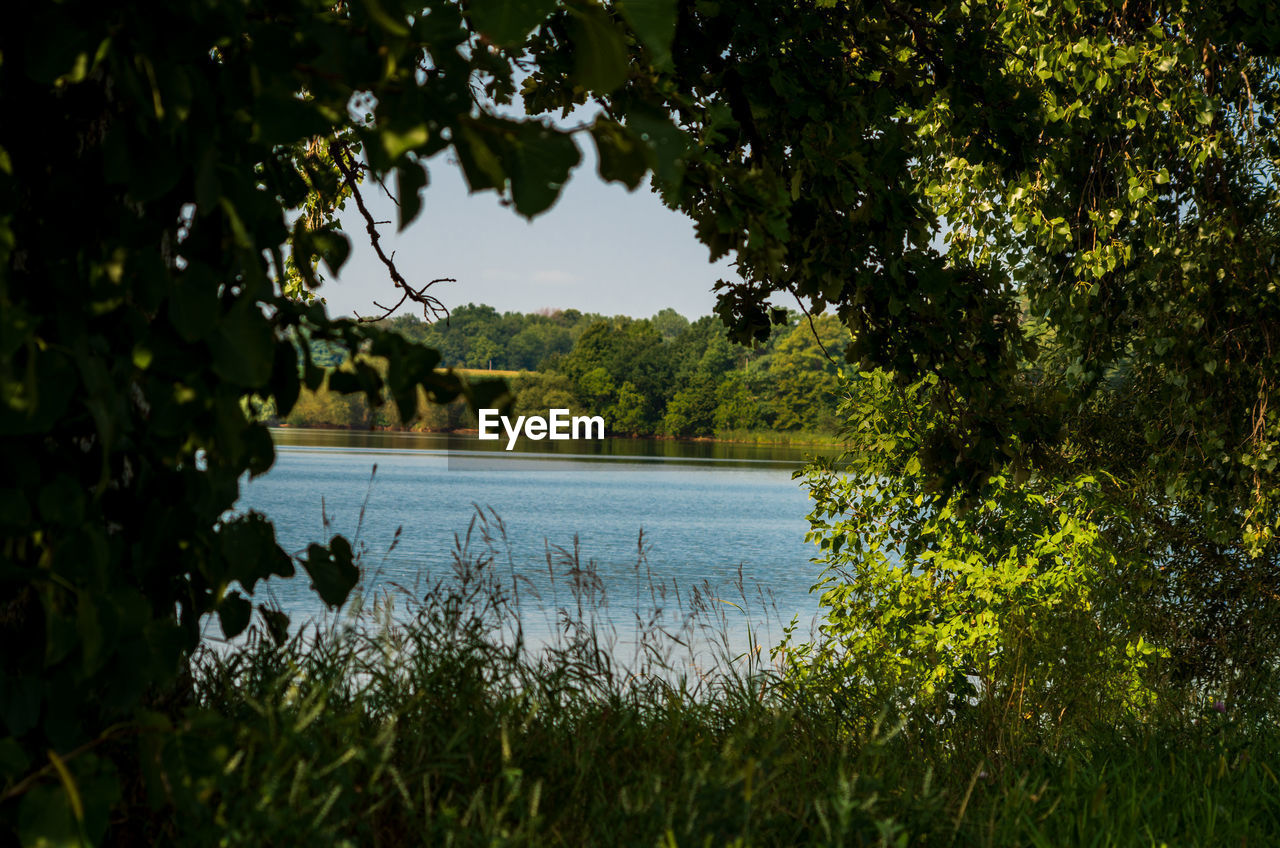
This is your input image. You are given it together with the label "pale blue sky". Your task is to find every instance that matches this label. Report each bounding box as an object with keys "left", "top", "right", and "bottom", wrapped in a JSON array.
[{"left": 324, "top": 142, "right": 740, "bottom": 321}]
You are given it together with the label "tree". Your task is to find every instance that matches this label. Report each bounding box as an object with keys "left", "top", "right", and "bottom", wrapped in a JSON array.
[
  {"left": 650, "top": 307, "right": 691, "bottom": 341},
  {"left": 595, "top": 0, "right": 1280, "bottom": 542},
  {"left": 0, "top": 0, "right": 682, "bottom": 838},
  {"left": 712, "top": 371, "right": 773, "bottom": 433},
  {"left": 507, "top": 320, "right": 574, "bottom": 370},
  {"left": 767, "top": 314, "right": 844, "bottom": 431},
  {"left": 540, "top": 0, "right": 1280, "bottom": 721},
  {"left": 554, "top": 318, "right": 675, "bottom": 433},
  {"left": 722, "top": 1, "right": 1280, "bottom": 729}
]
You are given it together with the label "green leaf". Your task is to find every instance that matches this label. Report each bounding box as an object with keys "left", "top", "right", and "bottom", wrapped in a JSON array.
[
  {"left": 366, "top": 329, "right": 441, "bottom": 414},
  {"left": 397, "top": 160, "right": 429, "bottom": 231},
  {"left": 303, "top": 537, "right": 359, "bottom": 607},
  {"left": 0, "top": 488, "right": 31, "bottom": 527},
  {"left": 591, "top": 119, "right": 648, "bottom": 189},
  {"left": 507, "top": 123, "right": 582, "bottom": 218},
  {"left": 210, "top": 301, "right": 275, "bottom": 388},
  {"left": 218, "top": 197, "right": 254, "bottom": 249},
  {"left": 38, "top": 475, "right": 85, "bottom": 527},
  {"left": 218, "top": 590, "right": 252, "bottom": 639},
  {"left": 326, "top": 367, "right": 371, "bottom": 397},
  {"left": 258, "top": 605, "right": 291, "bottom": 647},
  {"left": 0, "top": 675, "right": 40, "bottom": 737},
  {"left": 463, "top": 374, "right": 514, "bottom": 413},
  {"left": 467, "top": 0, "right": 559, "bottom": 47},
  {"left": 271, "top": 339, "right": 302, "bottom": 417},
  {"left": 380, "top": 123, "right": 431, "bottom": 164},
  {"left": 455, "top": 122, "right": 508, "bottom": 193},
  {"left": 359, "top": 0, "right": 412, "bottom": 36},
  {"left": 626, "top": 107, "right": 688, "bottom": 187},
  {"left": 616, "top": 0, "right": 677, "bottom": 68},
  {"left": 244, "top": 421, "right": 276, "bottom": 478},
  {"left": 416, "top": 3, "right": 466, "bottom": 43},
  {"left": 568, "top": 6, "right": 630, "bottom": 93},
  {"left": 0, "top": 737, "right": 29, "bottom": 781},
  {"left": 169, "top": 271, "right": 220, "bottom": 342},
  {"left": 254, "top": 93, "right": 333, "bottom": 147},
  {"left": 18, "top": 784, "right": 83, "bottom": 848},
  {"left": 18, "top": 755, "right": 118, "bottom": 848},
  {"left": 310, "top": 228, "right": 351, "bottom": 277},
  {"left": 219, "top": 511, "right": 295, "bottom": 586}
]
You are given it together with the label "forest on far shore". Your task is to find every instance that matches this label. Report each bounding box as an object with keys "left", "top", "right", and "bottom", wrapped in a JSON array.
[{"left": 278, "top": 305, "right": 847, "bottom": 440}]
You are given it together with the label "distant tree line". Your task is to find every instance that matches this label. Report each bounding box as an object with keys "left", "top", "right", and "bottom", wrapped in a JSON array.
[{"left": 280, "top": 305, "right": 846, "bottom": 438}]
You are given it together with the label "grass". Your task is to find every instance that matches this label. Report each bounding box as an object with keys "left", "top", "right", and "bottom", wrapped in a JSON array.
[
  {"left": 150, "top": 515, "right": 1280, "bottom": 846},
  {"left": 709, "top": 428, "right": 847, "bottom": 448},
  {"left": 451, "top": 367, "right": 532, "bottom": 379}
]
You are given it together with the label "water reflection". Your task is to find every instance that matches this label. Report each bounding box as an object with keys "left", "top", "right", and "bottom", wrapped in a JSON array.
[
  {"left": 269, "top": 427, "right": 828, "bottom": 467},
  {"left": 222, "top": 428, "right": 831, "bottom": 664}
]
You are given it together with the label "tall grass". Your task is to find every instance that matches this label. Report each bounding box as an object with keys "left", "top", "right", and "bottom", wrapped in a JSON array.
[
  {"left": 710, "top": 428, "right": 847, "bottom": 448},
  {"left": 163, "top": 515, "right": 1280, "bottom": 846}
]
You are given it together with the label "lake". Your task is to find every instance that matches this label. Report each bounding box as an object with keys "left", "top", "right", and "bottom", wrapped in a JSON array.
[{"left": 230, "top": 428, "right": 832, "bottom": 662}]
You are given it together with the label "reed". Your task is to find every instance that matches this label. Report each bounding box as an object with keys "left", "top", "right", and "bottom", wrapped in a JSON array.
[{"left": 169, "top": 512, "right": 1280, "bottom": 846}]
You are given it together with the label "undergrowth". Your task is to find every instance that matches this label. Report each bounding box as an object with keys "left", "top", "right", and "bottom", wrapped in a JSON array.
[{"left": 142, "top": 512, "right": 1280, "bottom": 847}]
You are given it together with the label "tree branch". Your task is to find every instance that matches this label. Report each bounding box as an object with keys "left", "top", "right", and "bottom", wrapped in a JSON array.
[{"left": 328, "top": 139, "right": 452, "bottom": 323}]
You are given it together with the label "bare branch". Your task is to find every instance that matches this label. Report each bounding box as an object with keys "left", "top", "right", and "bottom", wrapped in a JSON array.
[
  {"left": 329, "top": 139, "right": 453, "bottom": 324},
  {"left": 788, "top": 285, "right": 840, "bottom": 368}
]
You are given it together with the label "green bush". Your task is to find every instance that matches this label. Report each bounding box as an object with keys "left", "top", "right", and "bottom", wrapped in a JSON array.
[{"left": 789, "top": 369, "right": 1280, "bottom": 756}]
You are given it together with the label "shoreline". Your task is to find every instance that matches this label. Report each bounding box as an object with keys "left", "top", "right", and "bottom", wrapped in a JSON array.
[{"left": 270, "top": 421, "right": 845, "bottom": 449}]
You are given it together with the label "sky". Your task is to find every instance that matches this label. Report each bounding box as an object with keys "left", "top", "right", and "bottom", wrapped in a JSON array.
[{"left": 322, "top": 142, "right": 740, "bottom": 322}]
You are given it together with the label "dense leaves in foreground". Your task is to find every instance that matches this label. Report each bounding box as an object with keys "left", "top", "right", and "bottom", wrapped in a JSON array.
[
  {"left": 0, "top": 0, "right": 680, "bottom": 838},
  {"left": 603, "top": 0, "right": 1280, "bottom": 551},
  {"left": 9, "top": 0, "right": 1280, "bottom": 842}
]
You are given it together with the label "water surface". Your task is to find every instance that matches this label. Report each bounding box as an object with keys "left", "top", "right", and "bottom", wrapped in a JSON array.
[{"left": 231, "top": 429, "right": 831, "bottom": 657}]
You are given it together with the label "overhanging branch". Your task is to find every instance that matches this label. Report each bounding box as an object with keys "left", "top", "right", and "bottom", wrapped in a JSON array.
[{"left": 329, "top": 139, "right": 452, "bottom": 324}]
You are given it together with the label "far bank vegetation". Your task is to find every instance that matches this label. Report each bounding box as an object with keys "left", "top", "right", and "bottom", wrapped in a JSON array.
[{"left": 269, "top": 305, "right": 847, "bottom": 442}]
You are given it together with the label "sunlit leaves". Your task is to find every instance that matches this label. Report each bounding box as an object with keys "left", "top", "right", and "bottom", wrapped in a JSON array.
[
  {"left": 792, "top": 373, "right": 1156, "bottom": 727},
  {"left": 911, "top": 0, "right": 1280, "bottom": 549}
]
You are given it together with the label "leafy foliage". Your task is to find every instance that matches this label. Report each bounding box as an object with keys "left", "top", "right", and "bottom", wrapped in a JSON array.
[
  {"left": 558, "top": 0, "right": 1280, "bottom": 557},
  {"left": 378, "top": 306, "right": 844, "bottom": 437},
  {"left": 795, "top": 365, "right": 1280, "bottom": 747},
  {"left": 793, "top": 373, "right": 1163, "bottom": 741},
  {"left": 750, "top": 0, "right": 1280, "bottom": 742},
  {"left": 0, "top": 0, "right": 684, "bottom": 838},
  {"left": 11, "top": 0, "right": 1280, "bottom": 840},
  {"left": 111, "top": 525, "right": 1280, "bottom": 845}
]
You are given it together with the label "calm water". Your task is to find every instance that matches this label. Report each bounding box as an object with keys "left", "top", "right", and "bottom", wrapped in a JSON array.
[{"left": 230, "top": 429, "right": 831, "bottom": 653}]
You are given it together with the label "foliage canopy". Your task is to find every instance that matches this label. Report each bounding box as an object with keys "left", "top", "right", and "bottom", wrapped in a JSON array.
[
  {"left": 1, "top": 0, "right": 682, "bottom": 838},
  {"left": 7, "top": 0, "right": 1280, "bottom": 841}
]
